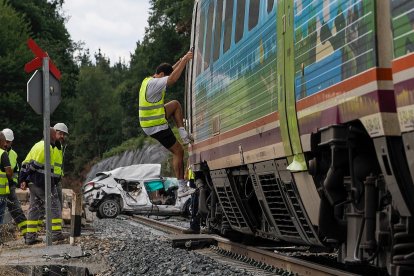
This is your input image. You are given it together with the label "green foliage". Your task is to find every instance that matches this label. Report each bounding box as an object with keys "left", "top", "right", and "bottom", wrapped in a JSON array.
[
  {"left": 70, "top": 62, "right": 123, "bottom": 173},
  {"left": 149, "top": 0, "right": 194, "bottom": 36},
  {"left": 0, "top": 0, "right": 78, "bottom": 162},
  {"left": 0, "top": 0, "right": 31, "bottom": 88},
  {"left": 0, "top": 0, "right": 40, "bottom": 159}
]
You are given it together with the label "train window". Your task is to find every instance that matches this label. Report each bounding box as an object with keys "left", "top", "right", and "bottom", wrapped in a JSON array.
[
  {"left": 223, "top": 0, "right": 234, "bottom": 53},
  {"left": 196, "top": 9, "right": 206, "bottom": 76},
  {"left": 213, "top": 0, "right": 224, "bottom": 62},
  {"left": 235, "top": 0, "right": 245, "bottom": 43},
  {"left": 267, "top": 0, "right": 274, "bottom": 13},
  {"left": 248, "top": 0, "right": 259, "bottom": 30},
  {"left": 204, "top": 1, "right": 214, "bottom": 70}
]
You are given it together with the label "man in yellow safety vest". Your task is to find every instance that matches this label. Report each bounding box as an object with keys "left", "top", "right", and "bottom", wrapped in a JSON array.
[
  {"left": 0, "top": 132, "right": 14, "bottom": 225},
  {"left": 139, "top": 50, "right": 195, "bottom": 198},
  {"left": 2, "top": 128, "right": 27, "bottom": 237},
  {"left": 53, "top": 123, "right": 69, "bottom": 209},
  {"left": 20, "top": 128, "right": 64, "bottom": 245}
]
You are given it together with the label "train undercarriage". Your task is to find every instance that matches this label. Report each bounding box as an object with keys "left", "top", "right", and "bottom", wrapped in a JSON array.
[{"left": 194, "top": 122, "right": 414, "bottom": 275}]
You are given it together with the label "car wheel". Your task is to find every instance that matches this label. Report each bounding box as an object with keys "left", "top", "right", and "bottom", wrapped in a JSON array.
[{"left": 98, "top": 199, "right": 120, "bottom": 218}]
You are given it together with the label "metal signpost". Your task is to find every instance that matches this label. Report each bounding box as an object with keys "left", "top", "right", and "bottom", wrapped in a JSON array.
[{"left": 25, "top": 39, "right": 61, "bottom": 246}]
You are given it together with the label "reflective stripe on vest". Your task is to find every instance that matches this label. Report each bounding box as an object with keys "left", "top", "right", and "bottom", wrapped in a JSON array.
[
  {"left": 26, "top": 220, "right": 39, "bottom": 233},
  {"left": 8, "top": 149, "right": 18, "bottom": 182},
  {"left": 18, "top": 220, "right": 27, "bottom": 235},
  {"left": 138, "top": 77, "right": 167, "bottom": 128},
  {"left": 0, "top": 149, "right": 9, "bottom": 195},
  {"left": 52, "top": 218, "right": 62, "bottom": 231}
]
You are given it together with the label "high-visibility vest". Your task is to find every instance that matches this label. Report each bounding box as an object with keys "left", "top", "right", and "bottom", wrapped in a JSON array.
[
  {"left": 0, "top": 149, "right": 10, "bottom": 195},
  {"left": 53, "top": 147, "right": 63, "bottom": 177},
  {"left": 22, "top": 141, "right": 54, "bottom": 174},
  {"left": 8, "top": 149, "right": 18, "bottom": 182},
  {"left": 139, "top": 77, "right": 167, "bottom": 128}
]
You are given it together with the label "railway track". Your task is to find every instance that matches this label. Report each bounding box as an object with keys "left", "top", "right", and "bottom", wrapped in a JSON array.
[{"left": 123, "top": 215, "right": 359, "bottom": 276}]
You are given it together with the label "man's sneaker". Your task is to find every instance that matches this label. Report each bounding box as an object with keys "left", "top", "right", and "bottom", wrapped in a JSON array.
[
  {"left": 179, "top": 127, "right": 194, "bottom": 145},
  {"left": 182, "top": 228, "right": 200, "bottom": 234},
  {"left": 177, "top": 185, "right": 195, "bottom": 198},
  {"left": 181, "top": 133, "right": 194, "bottom": 145}
]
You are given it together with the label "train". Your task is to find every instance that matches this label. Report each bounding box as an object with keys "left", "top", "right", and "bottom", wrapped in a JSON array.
[{"left": 184, "top": 0, "right": 414, "bottom": 275}]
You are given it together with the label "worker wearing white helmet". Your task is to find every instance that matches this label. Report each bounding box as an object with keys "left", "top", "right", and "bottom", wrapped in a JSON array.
[
  {"left": 3, "top": 128, "right": 14, "bottom": 143},
  {"left": 2, "top": 128, "right": 27, "bottom": 237},
  {"left": 20, "top": 128, "right": 64, "bottom": 244},
  {"left": 3, "top": 128, "right": 17, "bottom": 182},
  {"left": 53, "top": 123, "right": 68, "bottom": 209},
  {"left": 54, "top": 123, "right": 68, "bottom": 135}
]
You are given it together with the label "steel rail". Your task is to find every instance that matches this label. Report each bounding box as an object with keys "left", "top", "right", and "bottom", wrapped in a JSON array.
[
  {"left": 126, "top": 215, "right": 359, "bottom": 276},
  {"left": 126, "top": 214, "right": 185, "bottom": 234},
  {"left": 213, "top": 239, "right": 357, "bottom": 276}
]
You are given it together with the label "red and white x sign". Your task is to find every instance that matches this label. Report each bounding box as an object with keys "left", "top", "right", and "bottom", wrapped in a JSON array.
[{"left": 24, "top": 38, "right": 61, "bottom": 80}]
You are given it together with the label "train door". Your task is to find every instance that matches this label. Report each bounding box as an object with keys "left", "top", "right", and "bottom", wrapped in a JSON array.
[
  {"left": 276, "top": 0, "right": 306, "bottom": 171},
  {"left": 274, "top": 0, "right": 322, "bottom": 244},
  {"left": 185, "top": 1, "right": 199, "bottom": 136}
]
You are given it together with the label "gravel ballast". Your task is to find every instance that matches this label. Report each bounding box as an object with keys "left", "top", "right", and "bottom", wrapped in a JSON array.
[{"left": 81, "top": 218, "right": 255, "bottom": 276}]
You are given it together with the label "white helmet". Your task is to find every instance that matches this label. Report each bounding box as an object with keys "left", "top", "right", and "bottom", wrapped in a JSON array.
[
  {"left": 2, "top": 128, "right": 14, "bottom": 142},
  {"left": 54, "top": 123, "right": 69, "bottom": 134}
]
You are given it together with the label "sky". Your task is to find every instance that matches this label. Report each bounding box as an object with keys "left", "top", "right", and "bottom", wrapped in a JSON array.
[{"left": 62, "top": 0, "right": 151, "bottom": 65}]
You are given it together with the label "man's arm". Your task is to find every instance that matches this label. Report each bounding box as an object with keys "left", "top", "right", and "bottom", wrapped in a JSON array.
[
  {"left": 19, "top": 164, "right": 30, "bottom": 190},
  {"left": 1, "top": 152, "right": 12, "bottom": 182},
  {"left": 167, "top": 51, "right": 193, "bottom": 87},
  {"left": 172, "top": 58, "right": 181, "bottom": 70},
  {"left": 5, "top": 166, "right": 13, "bottom": 182}
]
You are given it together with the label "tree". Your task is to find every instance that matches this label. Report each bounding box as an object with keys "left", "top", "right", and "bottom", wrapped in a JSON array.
[
  {"left": 0, "top": 0, "right": 40, "bottom": 159},
  {"left": 70, "top": 62, "right": 122, "bottom": 172},
  {"left": 0, "top": 0, "right": 79, "bottom": 160}
]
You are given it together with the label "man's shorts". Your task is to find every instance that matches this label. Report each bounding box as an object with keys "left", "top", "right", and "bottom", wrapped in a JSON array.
[{"left": 150, "top": 128, "right": 177, "bottom": 149}]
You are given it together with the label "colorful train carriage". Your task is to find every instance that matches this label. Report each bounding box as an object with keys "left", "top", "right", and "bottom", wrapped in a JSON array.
[
  {"left": 189, "top": 0, "right": 279, "bottom": 167},
  {"left": 185, "top": 0, "right": 414, "bottom": 274},
  {"left": 391, "top": 0, "right": 414, "bottom": 190}
]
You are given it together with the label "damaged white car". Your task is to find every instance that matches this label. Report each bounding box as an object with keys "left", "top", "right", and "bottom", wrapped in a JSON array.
[{"left": 83, "top": 164, "right": 191, "bottom": 218}]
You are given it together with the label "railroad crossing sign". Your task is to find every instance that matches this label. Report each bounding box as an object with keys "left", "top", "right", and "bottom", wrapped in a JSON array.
[
  {"left": 25, "top": 38, "right": 61, "bottom": 79},
  {"left": 25, "top": 38, "right": 61, "bottom": 114},
  {"left": 24, "top": 38, "right": 62, "bottom": 246},
  {"left": 27, "top": 70, "right": 61, "bottom": 114}
]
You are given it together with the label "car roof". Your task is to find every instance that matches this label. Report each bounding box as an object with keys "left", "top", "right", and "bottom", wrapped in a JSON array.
[{"left": 97, "top": 164, "right": 161, "bottom": 181}]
